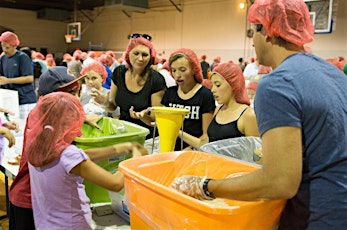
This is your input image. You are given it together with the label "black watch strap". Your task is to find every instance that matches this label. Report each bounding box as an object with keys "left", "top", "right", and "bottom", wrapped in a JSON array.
[{"left": 202, "top": 178, "right": 215, "bottom": 199}]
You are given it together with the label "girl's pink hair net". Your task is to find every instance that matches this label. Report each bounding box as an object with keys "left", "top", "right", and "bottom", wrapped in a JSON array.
[
  {"left": 248, "top": 0, "right": 314, "bottom": 46},
  {"left": 80, "top": 62, "right": 108, "bottom": 83},
  {"left": 169, "top": 48, "right": 203, "bottom": 83},
  {"left": 27, "top": 92, "right": 86, "bottom": 167},
  {"left": 213, "top": 62, "right": 250, "bottom": 105},
  {"left": 246, "top": 81, "right": 259, "bottom": 91},
  {"left": 258, "top": 65, "right": 272, "bottom": 74},
  {"left": 124, "top": 37, "right": 157, "bottom": 69},
  {"left": 0, "top": 31, "right": 20, "bottom": 46}
]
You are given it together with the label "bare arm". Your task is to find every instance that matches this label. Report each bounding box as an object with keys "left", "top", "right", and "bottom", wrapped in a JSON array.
[
  {"left": 129, "top": 89, "right": 166, "bottom": 126},
  {"left": 178, "top": 112, "right": 213, "bottom": 149},
  {"left": 0, "top": 75, "right": 34, "bottom": 85},
  {"left": 238, "top": 107, "right": 260, "bottom": 137},
  {"left": 90, "top": 82, "right": 118, "bottom": 111},
  {"left": 84, "top": 142, "right": 147, "bottom": 162},
  {"left": 71, "top": 159, "right": 124, "bottom": 192},
  {"left": 209, "top": 126, "right": 302, "bottom": 200}
]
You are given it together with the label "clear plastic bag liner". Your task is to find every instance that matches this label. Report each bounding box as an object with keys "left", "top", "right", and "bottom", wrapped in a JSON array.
[{"left": 200, "top": 136, "right": 262, "bottom": 163}]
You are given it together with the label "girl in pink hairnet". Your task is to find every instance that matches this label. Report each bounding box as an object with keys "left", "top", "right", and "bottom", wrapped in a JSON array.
[
  {"left": 91, "top": 35, "right": 167, "bottom": 139},
  {"left": 176, "top": 62, "right": 259, "bottom": 149},
  {"left": 161, "top": 48, "right": 216, "bottom": 150},
  {"left": 80, "top": 62, "right": 120, "bottom": 118},
  {"left": 26, "top": 92, "right": 147, "bottom": 229}
]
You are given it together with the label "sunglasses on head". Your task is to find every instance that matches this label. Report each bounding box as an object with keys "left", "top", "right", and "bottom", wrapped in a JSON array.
[
  {"left": 253, "top": 24, "right": 263, "bottom": 32},
  {"left": 130, "top": 33, "right": 152, "bottom": 41}
]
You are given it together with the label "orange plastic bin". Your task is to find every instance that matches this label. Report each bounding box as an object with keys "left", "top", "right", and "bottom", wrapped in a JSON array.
[{"left": 119, "top": 151, "right": 287, "bottom": 230}]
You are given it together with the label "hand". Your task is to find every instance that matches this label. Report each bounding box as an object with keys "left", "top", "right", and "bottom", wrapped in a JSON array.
[
  {"left": 85, "top": 114, "right": 103, "bottom": 130},
  {"left": 129, "top": 106, "right": 150, "bottom": 120},
  {"left": 0, "top": 76, "right": 9, "bottom": 86},
  {"left": 171, "top": 176, "right": 213, "bottom": 200},
  {"left": 89, "top": 88, "right": 108, "bottom": 105},
  {"left": 131, "top": 142, "right": 148, "bottom": 157},
  {"left": 0, "top": 107, "right": 15, "bottom": 115},
  {"left": 0, "top": 127, "right": 16, "bottom": 147},
  {"left": 3, "top": 121, "right": 19, "bottom": 132}
]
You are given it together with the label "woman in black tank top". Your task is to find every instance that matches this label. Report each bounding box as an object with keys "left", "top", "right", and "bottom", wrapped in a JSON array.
[{"left": 179, "top": 62, "right": 259, "bottom": 149}]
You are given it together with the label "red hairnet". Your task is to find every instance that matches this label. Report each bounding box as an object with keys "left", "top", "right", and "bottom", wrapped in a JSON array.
[
  {"left": 27, "top": 92, "right": 86, "bottom": 167},
  {"left": 248, "top": 0, "right": 314, "bottom": 46},
  {"left": 258, "top": 65, "right": 272, "bottom": 74},
  {"left": 213, "top": 62, "right": 250, "bottom": 105},
  {"left": 201, "top": 54, "right": 207, "bottom": 60},
  {"left": 201, "top": 79, "right": 212, "bottom": 90},
  {"left": 124, "top": 37, "right": 156, "bottom": 69},
  {"left": 246, "top": 81, "right": 259, "bottom": 91},
  {"left": 80, "top": 62, "right": 108, "bottom": 83},
  {"left": 169, "top": 48, "right": 203, "bottom": 83},
  {"left": 63, "top": 53, "right": 72, "bottom": 61},
  {"left": 46, "top": 57, "right": 56, "bottom": 67},
  {"left": 0, "top": 31, "right": 20, "bottom": 46},
  {"left": 73, "top": 50, "right": 82, "bottom": 60}
]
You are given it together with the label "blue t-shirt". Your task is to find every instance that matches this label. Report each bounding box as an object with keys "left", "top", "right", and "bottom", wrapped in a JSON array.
[
  {"left": 102, "top": 63, "right": 113, "bottom": 90},
  {"left": 255, "top": 53, "right": 347, "bottom": 230},
  {"left": 0, "top": 51, "right": 37, "bottom": 105}
]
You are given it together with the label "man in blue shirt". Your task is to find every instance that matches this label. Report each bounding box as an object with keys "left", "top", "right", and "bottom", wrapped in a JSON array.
[
  {"left": 172, "top": 1, "right": 347, "bottom": 229},
  {"left": 0, "top": 31, "right": 37, "bottom": 119}
]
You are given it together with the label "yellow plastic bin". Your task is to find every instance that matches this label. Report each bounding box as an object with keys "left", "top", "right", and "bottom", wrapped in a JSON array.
[
  {"left": 74, "top": 118, "right": 149, "bottom": 203},
  {"left": 119, "top": 151, "right": 286, "bottom": 230}
]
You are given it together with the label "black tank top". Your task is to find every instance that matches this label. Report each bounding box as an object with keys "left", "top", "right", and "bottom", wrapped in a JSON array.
[{"left": 207, "top": 106, "right": 248, "bottom": 142}]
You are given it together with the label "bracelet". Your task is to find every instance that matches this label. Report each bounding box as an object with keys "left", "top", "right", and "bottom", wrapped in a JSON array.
[{"left": 202, "top": 178, "right": 215, "bottom": 199}]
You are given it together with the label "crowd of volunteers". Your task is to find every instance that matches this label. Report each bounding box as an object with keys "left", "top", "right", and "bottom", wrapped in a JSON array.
[{"left": 0, "top": 0, "right": 347, "bottom": 229}]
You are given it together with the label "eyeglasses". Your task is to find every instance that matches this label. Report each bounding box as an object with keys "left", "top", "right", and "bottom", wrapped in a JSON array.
[
  {"left": 253, "top": 24, "right": 263, "bottom": 32},
  {"left": 130, "top": 33, "right": 152, "bottom": 41}
]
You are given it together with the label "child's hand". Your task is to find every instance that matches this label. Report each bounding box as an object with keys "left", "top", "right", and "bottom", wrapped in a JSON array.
[
  {"left": 0, "top": 127, "right": 16, "bottom": 147},
  {"left": 89, "top": 88, "right": 107, "bottom": 105},
  {"left": 3, "top": 121, "right": 19, "bottom": 132},
  {"left": 0, "top": 107, "right": 15, "bottom": 116},
  {"left": 129, "top": 106, "right": 150, "bottom": 119},
  {"left": 131, "top": 142, "right": 148, "bottom": 157},
  {"left": 85, "top": 114, "right": 103, "bottom": 130}
]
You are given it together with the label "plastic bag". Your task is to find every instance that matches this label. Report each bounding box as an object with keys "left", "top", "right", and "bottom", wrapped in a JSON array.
[
  {"left": 81, "top": 117, "right": 127, "bottom": 138},
  {"left": 200, "top": 136, "right": 262, "bottom": 164}
]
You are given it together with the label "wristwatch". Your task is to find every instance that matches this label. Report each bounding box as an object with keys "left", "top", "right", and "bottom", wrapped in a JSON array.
[{"left": 202, "top": 178, "right": 215, "bottom": 199}]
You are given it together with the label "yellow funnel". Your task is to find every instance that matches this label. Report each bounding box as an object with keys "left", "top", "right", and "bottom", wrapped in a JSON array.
[{"left": 151, "top": 107, "right": 190, "bottom": 153}]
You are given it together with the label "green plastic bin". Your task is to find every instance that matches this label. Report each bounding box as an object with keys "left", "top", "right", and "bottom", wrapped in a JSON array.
[{"left": 74, "top": 118, "right": 149, "bottom": 203}]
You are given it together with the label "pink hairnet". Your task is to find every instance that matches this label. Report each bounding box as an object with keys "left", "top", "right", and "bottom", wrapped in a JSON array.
[
  {"left": 246, "top": 81, "right": 259, "bottom": 91},
  {"left": 248, "top": 0, "right": 314, "bottom": 46},
  {"left": 201, "top": 79, "right": 212, "bottom": 90},
  {"left": 124, "top": 37, "right": 156, "bottom": 69},
  {"left": 88, "top": 51, "right": 96, "bottom": 59},
  {"left": 258, "top": 65, "right": 272, "bottom": 74},
  {"left": 46, "top": 57, "right": 56, "bottom": 67},
  {"left": 63, "top": 53, "right": 72, "bottom": 61},
  {"left": 213, "top": 62, "right": 250, "bottom": 105},
  {"left": 201, "top": 54, "right": 207, "bottom": 60},
  {"left": 169, "top": 48, "right": 203, "bottom": 83},
  {"left": 213, "top": 56, "right": 221, "bottom": 63},
  {"left": 73, "top": 50, "right": 82, "bottom": 61},
  {"left": 0, "top": 31, "right": 20, "bottom": 46},
  {"left": 105, "top": 50, "right": 116, "bottom": 58},
  {"left": 26, "top": 92, "right": 86, "bottom": 167},
  {"left": 33, "top": 52, "right": 45, "bottom": 60},
  {"left": 80, "top": 62, "right": 108, "bottom": 83}
]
